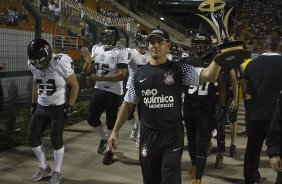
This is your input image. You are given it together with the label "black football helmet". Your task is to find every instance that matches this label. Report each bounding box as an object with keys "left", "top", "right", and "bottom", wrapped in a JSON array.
[
  {"left": 101, "top": 26, "right": 120, "bottom": 49},
  {"left": 135, "top": 30, "right": 148, "bottom": 49},
  {"left": 27, "top": 39, "right": 52, "bottom": 70},
  {"left": 191, "top": 33, "right": 212, "bottom": 58}
]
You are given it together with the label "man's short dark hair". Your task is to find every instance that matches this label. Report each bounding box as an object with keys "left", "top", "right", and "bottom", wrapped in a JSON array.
[{"left": 265, "top": 35, "right": 281, "bottom": 51}]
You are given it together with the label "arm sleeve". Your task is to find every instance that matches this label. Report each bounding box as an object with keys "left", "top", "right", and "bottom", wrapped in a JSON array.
[
  {"left": 266, "top": 91, "right": 282, "bottom": 157},
  {"left": 178, "top": 62, "right": 203, "bottom": 86},
  {"left": 57, "top": 54, "right": 74, "bottom": 78},
  {"left": 124, "top": 72, "right": 139, "bottom": 104}
]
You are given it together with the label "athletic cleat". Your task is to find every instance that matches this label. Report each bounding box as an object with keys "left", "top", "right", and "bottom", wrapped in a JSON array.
[
  {"left": 254, "top": 177, "right": 268, "bottom": 184},
  {"left": 103, "top": 150, "right": 113, "bottom": 165},
  {"left": 188, "top": 165, "right": 196, "bottom": 179},
  {"left": 130, "top": 128, "right": 137, "bottom": 142},
  {"left": 49, "top": 171, "right": 61, "bottom": 184},
  {"left": 31, "top": 165, "right": 52, "bottom": 182},
  {"left": 192, "top": 179, "right": 202, "bottom": 184},
  {"left": 97, "top": 139, "right": 107, "bottom": 154},
  {"left": 215, "top": 153, "right": 224, "bottom": 169},
  {"left": 244, "top": 177, "right": 268, "bottom": 184},
  {"left": 229, "top": 144, "right": 237, "bottom": 158}
]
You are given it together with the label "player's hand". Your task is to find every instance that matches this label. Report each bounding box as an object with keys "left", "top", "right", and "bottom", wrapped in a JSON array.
[
  {"left": 230, "top": 99, "right": 238, "bottom": 111},
  {"left": 90, "top": 74, "right": 104, "bottom": 81},
  {"left": 64, "top": 104, "right": 73, "bottom": 119},
  {"left": 109, "top": 131, "right": 119, "bottom": 150},
  {"left": 270, "top": 156, "right": 282, "bottom": 172},
  {"left": 81, "top": 47, "right": 92, "bottom": 64},
  {"left": 31, "top": 103, "right": 37, "bottom": 114}
]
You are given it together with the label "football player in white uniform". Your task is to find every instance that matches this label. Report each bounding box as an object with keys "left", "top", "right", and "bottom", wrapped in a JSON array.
[
  {"left": 126, "top": 30, "right": 151, "bottom": 147},
  {"left": 27, "top": 39, "right": 79, "bottom": 184},
  {"left": 82, "top": 26, "right": 128, "bottom": 165}
]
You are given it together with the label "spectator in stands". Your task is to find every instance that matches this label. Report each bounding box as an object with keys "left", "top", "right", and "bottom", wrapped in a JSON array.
[
  {"left": 48, "top": 1, "right": 56, "bottom": 21},
  {"left": 40, "top": 0, "right": 48, "bottom": 14},
  {"left": 54, "top": 7, "right": 61, "bottom": 22}
]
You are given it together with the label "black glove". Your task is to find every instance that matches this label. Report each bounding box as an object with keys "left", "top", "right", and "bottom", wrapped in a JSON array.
[
  {"left": 64, "top": 104, "right": 73, "bottom": 119},
  {"left": 31, "top": 103, "right": 37, "bottom": 114}
]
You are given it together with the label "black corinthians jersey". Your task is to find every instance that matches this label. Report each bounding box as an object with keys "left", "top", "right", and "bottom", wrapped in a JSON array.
[
  {"left": 183, "top": 54, "right": 218, "bottom": 103},
  {"left": 125, "top": 60, "right": 202, "bottom": 130}
]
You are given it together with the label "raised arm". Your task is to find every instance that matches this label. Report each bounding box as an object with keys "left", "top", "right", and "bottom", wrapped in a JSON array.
[{"left": 199, "top": 61, "right": 221, "bottom": 84}]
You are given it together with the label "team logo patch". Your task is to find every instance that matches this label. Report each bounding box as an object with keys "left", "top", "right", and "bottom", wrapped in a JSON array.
[
  {"left": 142, "top": 58, "right": 147, "bottom": 64},
  {"left": 99, "top": 54, "right": 105, "bottom": 61},
  {"left": 141, "top": 144, "right": 148, "bottom": 157},
  {"left": 40, "top": 71, "right": 46, "bottom": 77},
  {"left": 164, "top": 70, "right": 174, "bottom": 85}
]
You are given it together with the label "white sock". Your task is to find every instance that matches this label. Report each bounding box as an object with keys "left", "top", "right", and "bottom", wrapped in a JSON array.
[
  {"left": 106, "top": 129, "right": 112, "bottom": 151},
  {"left": 53, "top": 146, "right": 65, "bottom": 173},
  {"left": 93, "top": 124, "right": 106, "bottom": 140},
  {"left": 137, "top": 121, "right": 141, "bottom": 138},
  {"left": 32, "top": 145, "right": 48, "bottom": 169},
  {"left": 128, "top": 117, "right": 136, "bottom": 129}
]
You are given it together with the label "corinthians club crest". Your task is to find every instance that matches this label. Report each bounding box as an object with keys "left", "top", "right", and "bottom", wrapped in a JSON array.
[{"left": 164, "top": 71, "right": 174, "bottom": 85}]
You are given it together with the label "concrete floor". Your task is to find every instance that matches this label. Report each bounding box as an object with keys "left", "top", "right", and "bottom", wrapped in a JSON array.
[{"left": 0, "top": 111, "right": 277, "bottom": 184}]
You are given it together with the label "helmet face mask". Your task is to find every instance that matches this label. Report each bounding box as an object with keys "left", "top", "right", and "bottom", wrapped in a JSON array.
[
  {"left": 27, "top": 39, "right": 52, "bottom": 70},
  {"left": 192, "top": 33, "right": 211, "bottom": 58},
  {"left": 101, "top": 26, "right": 120, "bottom": 49},
  {"left": 135, "top": 30, "right": 148, "bottom": 49}
]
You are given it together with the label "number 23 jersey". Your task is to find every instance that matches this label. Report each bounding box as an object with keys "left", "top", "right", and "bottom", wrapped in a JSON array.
[{"left": 28, "top": 54, "right": 74, "bottom": 106}]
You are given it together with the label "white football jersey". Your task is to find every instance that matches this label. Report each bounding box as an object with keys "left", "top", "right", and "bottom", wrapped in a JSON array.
[
  {"left": 126, "top": 48, "right": 151, "bottom": 89},
  {"left": 91, "top": 44, "right": 128, "bottom": 95},
  {"left": 28, "top": 54, "right": 74, "bottom": 106}
]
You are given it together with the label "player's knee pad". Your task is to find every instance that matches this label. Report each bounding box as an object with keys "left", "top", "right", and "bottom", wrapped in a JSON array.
[
  {"left": 51, "top": 136, "right": 63, "bottom": 150},
  {"left": 27, "top": 131, "right": 41, "bottom": 147},
  {"left": 197, "top": 141, "right": 209, "bottom": 157},
  {"left": 87, "top": 118, "right": 101, "bottom": 127},
  {"left": 28, "top": 138, "right": 41, "bottom": 148}
]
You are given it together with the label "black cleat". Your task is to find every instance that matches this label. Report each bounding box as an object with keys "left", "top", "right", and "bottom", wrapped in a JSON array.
[
  {"left": 215, "top": 153, "right": 224, "bottom": 169},
  {"left": 103, "top": 150, "right": 113, "bottom": 165},
  {"left": 229, "top": 144, "right": 237, "bottom": 158},
  {"left": 97, "top": 139, "right": 107, "bottom": 154}
]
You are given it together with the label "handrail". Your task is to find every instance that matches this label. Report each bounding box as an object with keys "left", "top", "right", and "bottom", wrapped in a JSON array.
[{"left": 53, "top": 35, "right": 79, "bottom": 50}]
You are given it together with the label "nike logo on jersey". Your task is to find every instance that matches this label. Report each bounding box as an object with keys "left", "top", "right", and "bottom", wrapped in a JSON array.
[{"left": 139, "top": 77, "right": 148, "bottom": 83}]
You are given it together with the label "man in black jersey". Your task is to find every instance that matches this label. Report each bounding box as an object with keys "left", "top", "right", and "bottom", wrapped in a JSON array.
[
  {"left": 243, "top": 35, "right": 282, "bottom": 184},
  {"left": 266, "top": 90, "right": 282, "bottom": 184},
  {"left": 183, "top": 33, "right": 220, "bottom": 184},
  {"left": 214, "top": 67, "right": 238, "bottom": 169},
  {"left": 109, "top": 29, "right": 223, "bottom": 184}
]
